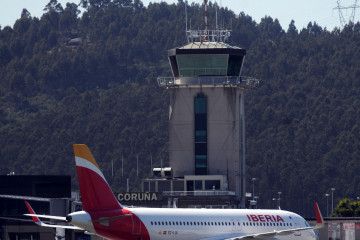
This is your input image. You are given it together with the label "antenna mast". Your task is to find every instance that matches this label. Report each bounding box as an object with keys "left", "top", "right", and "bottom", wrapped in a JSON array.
[
  {"left": 185, "top": 0, "right": 188, "bottom": 31},
  {"left": 185, "top": 0, "right": 231, "bottom": 43},
  {"left": 215, "top": 0, "right": 218, "bottom": 29},
  {"left": 204, "top": 0, "right": 208, "bottom": 33}
]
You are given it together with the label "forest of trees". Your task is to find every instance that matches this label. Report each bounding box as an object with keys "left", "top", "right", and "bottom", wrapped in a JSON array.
[{"left": 1, "top": 0, "right": 360, "bottom": 217}]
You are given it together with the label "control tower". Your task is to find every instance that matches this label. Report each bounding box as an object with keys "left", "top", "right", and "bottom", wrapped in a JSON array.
[{"left": 157, "top": 3, "right": 258, "bottom": 208}]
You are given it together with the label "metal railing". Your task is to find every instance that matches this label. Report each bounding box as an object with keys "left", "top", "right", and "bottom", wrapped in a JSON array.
[
  {"left": 162, "top": 191, "right": 236, "bottom": 197},
  {"left": 186, "top": 29, "right": 231, "bottom": 43},
  {"left": 157, "top": 76, "right": 259, "bottom": 88}
]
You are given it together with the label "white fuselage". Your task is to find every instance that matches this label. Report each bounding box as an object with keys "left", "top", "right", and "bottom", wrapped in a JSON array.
[{"left": 129, "top": 208, "right": 316, "bottom": 240}]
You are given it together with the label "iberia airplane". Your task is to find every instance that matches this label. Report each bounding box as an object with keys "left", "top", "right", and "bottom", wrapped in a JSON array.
[{"left": 25, "top": 144, "right": 324, "bottom": 240}]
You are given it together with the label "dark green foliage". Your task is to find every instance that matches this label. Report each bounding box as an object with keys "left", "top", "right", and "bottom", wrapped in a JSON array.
[
  {"left": 333, "top": 198, "right": 360, "bottom": 217},
  {"left": 1, "top": 0, "right": 360, "bottom": 216}
]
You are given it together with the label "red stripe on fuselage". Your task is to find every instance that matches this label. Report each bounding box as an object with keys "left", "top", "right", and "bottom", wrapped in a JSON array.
[
  {"left": 76, "top": 166, "right": 120, "bottom": 211},
  {"left": 88, "top": 208, "right": 150, "bottom": 240}
]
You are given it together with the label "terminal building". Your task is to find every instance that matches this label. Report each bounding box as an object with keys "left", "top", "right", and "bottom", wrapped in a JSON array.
[{"left": 0, "top": 175, "right": 87, "bottom": 240}]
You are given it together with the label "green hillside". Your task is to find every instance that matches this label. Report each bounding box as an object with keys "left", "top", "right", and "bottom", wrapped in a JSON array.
[{"left": 1, "top": 0, "right": 360, "bottom": 216}]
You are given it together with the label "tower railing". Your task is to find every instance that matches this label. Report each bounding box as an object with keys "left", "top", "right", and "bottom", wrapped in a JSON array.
[
  {"left": 157, "top": 76, "right": 259, "bottom": 88},
  {"left": 162, "top": 190, "right": 236, "bottom": 197},
  {"left": 186, "top": 29, "right": 231, "bottom": 43}
]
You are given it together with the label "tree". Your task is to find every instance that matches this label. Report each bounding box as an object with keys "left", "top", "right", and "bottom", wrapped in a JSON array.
[
  {"left": 43, "top": 0, "right": 63, "bottom": 13},
  {"left": 333, "top": 198, "right": 360, "bottom": 217}
]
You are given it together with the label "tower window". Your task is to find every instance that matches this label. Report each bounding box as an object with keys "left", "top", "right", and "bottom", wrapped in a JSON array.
[{"left": 194, "top": 93, "right": 207, "bottom": 175}]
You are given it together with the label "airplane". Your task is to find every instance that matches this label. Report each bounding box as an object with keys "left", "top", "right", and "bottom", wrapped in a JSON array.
[{"left": 25, "top": 144, "right": 324, "bottom": 240}]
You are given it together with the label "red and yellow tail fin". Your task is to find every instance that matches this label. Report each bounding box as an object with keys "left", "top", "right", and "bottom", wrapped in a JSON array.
[{"left": 74, "top": 144, "right": 121, "bottom": 212}]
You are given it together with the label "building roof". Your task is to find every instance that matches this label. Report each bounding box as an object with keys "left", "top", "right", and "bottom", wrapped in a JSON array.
[
  {"left": 179, "top": 41, "right": 242, "bottom": 49},
  {"left": 168, "top": 41, "right": 246, "bottom": 56}
]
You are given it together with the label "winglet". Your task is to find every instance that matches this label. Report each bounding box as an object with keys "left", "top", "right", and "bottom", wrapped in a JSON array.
[
  {"left": 313, "top": 200, "right": 325, "bottom": 229},
  {"left": 25, "top": 201, "right": 41, "bottom": 225}
]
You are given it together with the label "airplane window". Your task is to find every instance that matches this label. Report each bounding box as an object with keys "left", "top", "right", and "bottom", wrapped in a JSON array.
[
  {"left": 176, "top": 222, "right": 178, "bottom": 225},
  {"left": 190, "top": 222, "right": 192, "bottom": 225},
  {"left": 238, "top": 222, "right": 240, "bottom": 226},
  {"left": 166, "top": 222, "right": 168, "bottom": 225},
  {"left": 183, "top": 222, "right": 186, "bottom": 225},
  {"left": 204, "top": 222, "right": 207, "bottom": 226},
  {"left": 169, "top": 222, "right": 171, "bottom": 225},
  {"left": 276, "top": 223, "right": 279, "bottom": 226},
  {"left": 158, "top": 221, "right": 161, "bottom": 225},
  {"left": 215, "top": 222, "right": 217, "bottom": 226},
  {"left": 222, "top": 222, "right": 224, "bottom": 226},
  {"left": 162, "top": 222, "right": 164, "bottom": 225},
  {"left": 154, "top": 222, "right": 157, "bottom": 225},
  {"left": 201, "top": 222, "right": 203, "bottom": 225},
  {"left": 180, "top": 222, "right": 182, "bottom": 225},
  {"left": 211, "top": 222, "right": 214, "bottom": 225},
  {"left": 151, "top": 221, "right": 153, "bottom": 225}
]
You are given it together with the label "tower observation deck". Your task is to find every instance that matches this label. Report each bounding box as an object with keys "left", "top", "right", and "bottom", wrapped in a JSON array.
[{"left": 158, "top": 25, "right": 258, "bottom": 208}]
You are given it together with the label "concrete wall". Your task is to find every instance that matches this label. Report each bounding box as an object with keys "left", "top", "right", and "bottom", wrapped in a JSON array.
[{"left": 169, "top": 86, "right": 244, "bottom": 197}]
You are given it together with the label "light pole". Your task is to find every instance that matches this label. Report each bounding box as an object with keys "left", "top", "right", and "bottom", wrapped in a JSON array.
[
  {"left": 272, "top": 198, "right": 277, "bottom": 209},
  {"left": 278, "top": 192, "right": 282, "bottom": 209},
  {"left": 325, "top": 193, "right": 330, "bottom": 217},
  {"left": 254, "top": 196, "right": 259, "bottom": 209},
  {"left": 331, "top": 188, "right": 335, "bottom": 214},
  {"left": 252, "top": 178, "right": 257, "bottom": 200}
]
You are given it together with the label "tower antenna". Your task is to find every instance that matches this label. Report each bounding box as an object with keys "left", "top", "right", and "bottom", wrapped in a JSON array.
[
  {"left": 185, "top": 0, "right": 188, "bottom": 31},
  {"left": 215, "top": 0, "right": 218, "bottom": 30},
  {"left": 204, "top": 0, "right": 208, "bottom": 30}
]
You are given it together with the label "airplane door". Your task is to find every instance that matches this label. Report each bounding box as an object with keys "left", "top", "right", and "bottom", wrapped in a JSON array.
[{"left": 131, "top": 215, "right": 141, "bottom": 235}]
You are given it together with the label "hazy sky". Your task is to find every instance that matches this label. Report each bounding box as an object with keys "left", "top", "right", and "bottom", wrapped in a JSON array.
[{"left": 1, "top": 0, "right": 359, "bottom": 31}]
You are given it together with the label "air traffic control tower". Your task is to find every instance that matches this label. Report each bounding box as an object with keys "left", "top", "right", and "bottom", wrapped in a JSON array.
[{"left": 158, "top": 23, "right": 258, "bottom": 208}]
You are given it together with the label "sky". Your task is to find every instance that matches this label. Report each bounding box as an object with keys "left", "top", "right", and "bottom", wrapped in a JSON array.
[{"left": 1, "top": 0, "right": 359, "bottom": 31}]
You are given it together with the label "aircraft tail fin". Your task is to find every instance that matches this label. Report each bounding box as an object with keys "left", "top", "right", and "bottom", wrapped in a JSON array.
[
  {"left": 73, "top": 144, "right": 122, "bottom": 212},
  {"left": 25, "top": 201, "right": 42, "bottom": 225},
  {"left": 313, "top": 200, "right": 325, "bottom": 229}
]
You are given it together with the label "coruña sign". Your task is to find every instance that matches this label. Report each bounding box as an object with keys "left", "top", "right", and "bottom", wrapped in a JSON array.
[{"left": 116, "top": 192, "right": 160, "bottom": 202}]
